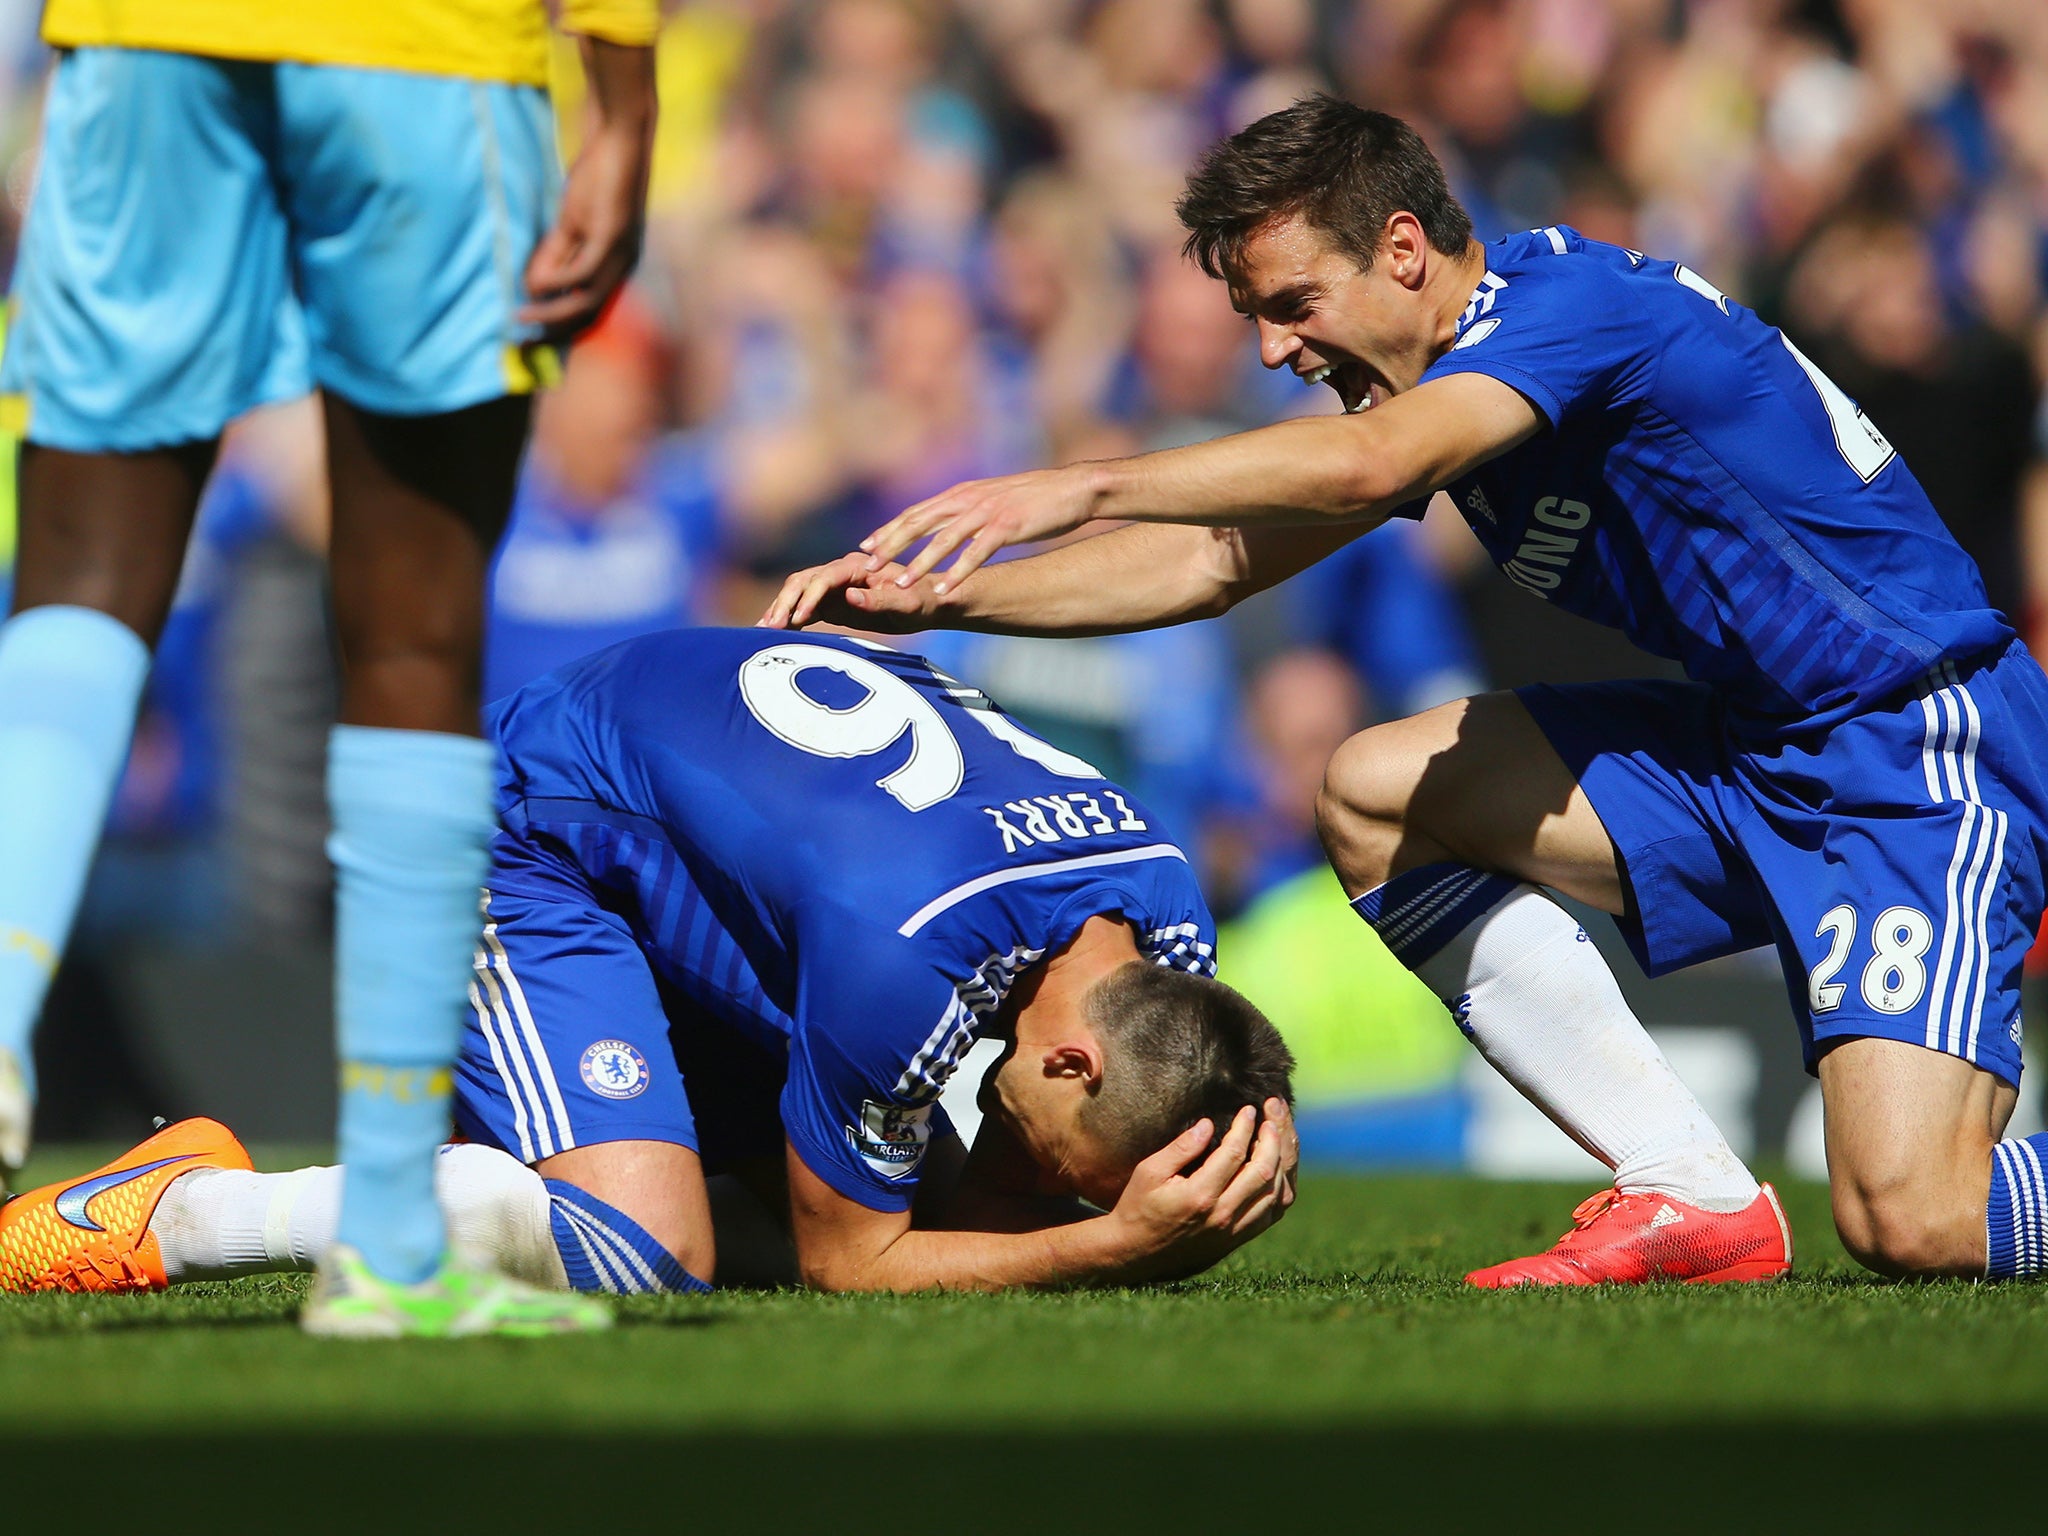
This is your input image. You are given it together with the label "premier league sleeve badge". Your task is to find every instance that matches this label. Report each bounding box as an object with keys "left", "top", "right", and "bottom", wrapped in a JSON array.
[{"left": 845, "top": 1098, "right": 933, "bottom": 1180}]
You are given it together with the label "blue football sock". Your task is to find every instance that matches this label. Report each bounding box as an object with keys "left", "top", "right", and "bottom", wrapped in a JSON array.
[
  {"left": 545, "top": 1179, "right": 711, "bottom": 1294},
  {"left": 1986, "top": 1133, "right": 2048, "bottom": 1279},
  {"left": 329, "top": 725, "right": 498, "bottom": 1285},
  {"left": 0, "top": 606, "right": 150, "bottom": 1084},
  {"left": 1350, "top": 860, "right": 1518, "bottom": 970}
]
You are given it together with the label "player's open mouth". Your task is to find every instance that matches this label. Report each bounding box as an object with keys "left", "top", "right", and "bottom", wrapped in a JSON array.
[
  {"left": 1302, "top": 358, "right": 1384, "bottom": 411},
  {"left": 1300, "top": 359, "right": 1380, "bottom": 413}
]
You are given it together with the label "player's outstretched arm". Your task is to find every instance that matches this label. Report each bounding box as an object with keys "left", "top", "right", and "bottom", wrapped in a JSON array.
[
  {"left": 759, "top": 521, "right": 1362, "bottom": 637},
  {"left": 857, "top": 371, "right": 1541, "bottom": 592},
  {"left": 522, "top": 35, "right": 658, "bottom": 339},
  {"left": 785, "top": 1103, "right": 1292, "bottom": 1293}
]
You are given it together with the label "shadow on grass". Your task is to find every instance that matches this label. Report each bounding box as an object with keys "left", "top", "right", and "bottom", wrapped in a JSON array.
[
  {"left": 3, "top": 1296, "right": 732, "bottom": 1337},
  {"left": 0, "top": 1302, "right": 293, "bottom": 1337},
  {"left": 611, "top": 1309, "right": 723, "bottom": 1331},
  {"left": 5, "top": 1424, "right": 2037, "bottom": 1527}
]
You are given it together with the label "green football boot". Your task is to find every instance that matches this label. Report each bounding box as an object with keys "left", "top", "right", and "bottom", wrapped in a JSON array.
[{"left": 301, "top": 1243, "right": 614, "bottom": 1339}]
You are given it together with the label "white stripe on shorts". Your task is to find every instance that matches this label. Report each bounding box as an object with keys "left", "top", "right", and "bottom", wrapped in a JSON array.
[
  {"left": 1948, "top": 804, "right": 1993, "bottom": 1056},
  {"left": 1952, "top": 663, "right": 1985, "bottom": 803},
  {"left": 1965, "top": 808, "right": 2008, "bottom": 1063},
  {"left": 471, "top": 978, "right": 537, "bottom": 1163},
  {"left": 481, "top": 918, "right": 577, "bottom": 1155},
  {"left": 1917, "top": 666, "right": 2005, "bottom": 1066},
  {"left": 473, "top": 935, "right": 561, "bottom": 1159}
]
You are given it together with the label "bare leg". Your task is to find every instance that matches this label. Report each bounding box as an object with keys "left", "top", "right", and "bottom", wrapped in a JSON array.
[
  {"left": 316, "top": 392, "right": 529, "bottom": 1283},
  {"left": 13, "top": 442, "right": 214, "bottom": 637},
  {"left": 1317, "top": 691, "right": 1763, "bottom": 1219},
  {"left": 323, "top": 394, "right": 527, "bottom": 733},
  {"left": 1317, "top": 691, "right": 1626, "bottom": 909},
  {"left": 1821, "top": 1039, "right": 2018, "bottom": 1276}
]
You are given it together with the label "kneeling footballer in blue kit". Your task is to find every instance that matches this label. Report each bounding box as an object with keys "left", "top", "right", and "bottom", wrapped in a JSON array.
[{"left": 0, "top": 629, "right": 1295, "bottom": 1298}]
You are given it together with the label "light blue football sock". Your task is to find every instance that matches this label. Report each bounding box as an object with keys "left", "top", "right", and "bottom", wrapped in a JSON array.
[
  {"left": 1986, "top": 1133, "right": 2048, "bottom": 1279},
  {"left": 329, "top": 725, "right": 498, "bottom": 1285},
  {"left": 0, "top": 606, "right": 151, "bottom": 1088},
  {"left": 545, "top": 1179, "right": 712, "bottom": 1294}
]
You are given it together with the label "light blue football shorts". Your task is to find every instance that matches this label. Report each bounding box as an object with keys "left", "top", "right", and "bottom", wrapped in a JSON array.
[{"left": 0, "top": 47, "right": 561, "bottom": 451}]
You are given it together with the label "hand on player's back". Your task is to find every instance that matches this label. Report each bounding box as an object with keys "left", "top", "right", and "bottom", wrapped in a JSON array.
[
  {"left": 758, "top": 552, "right": 939, "bottom": 632},
  {"left": 1107, "top": 1099, "right": 1297, "bottom": 1282}
]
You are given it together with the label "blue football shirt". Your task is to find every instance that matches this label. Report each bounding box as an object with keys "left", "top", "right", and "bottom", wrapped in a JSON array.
[
  {"left": 486, "top": 627, "right": 1217, "bottom": 1211},
  {"left": 1415, "top": 226, "right": 2010, "bottom": 732},
  {"left": 484, "top": 436, "right": 723, "bottom": 704}
]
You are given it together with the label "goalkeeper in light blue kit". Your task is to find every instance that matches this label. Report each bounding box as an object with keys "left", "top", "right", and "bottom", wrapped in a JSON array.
[{"left": 0, "top": 0, "right": 658, "bottom": 1333}]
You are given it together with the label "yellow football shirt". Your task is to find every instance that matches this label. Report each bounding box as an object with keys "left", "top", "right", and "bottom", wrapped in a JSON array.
[{"left": 41, "top": 0, "right": 658, "bottom": 88}]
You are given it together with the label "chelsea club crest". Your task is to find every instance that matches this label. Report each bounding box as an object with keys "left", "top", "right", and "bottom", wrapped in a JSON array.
[{"left": 580, "top": 1039, "right": 650, "bottom": 1100}]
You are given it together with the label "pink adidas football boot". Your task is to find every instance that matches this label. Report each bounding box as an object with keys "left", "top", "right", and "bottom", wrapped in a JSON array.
[{"left": 1467, "top": 1183, "right": 1792, "bottom": 1288}]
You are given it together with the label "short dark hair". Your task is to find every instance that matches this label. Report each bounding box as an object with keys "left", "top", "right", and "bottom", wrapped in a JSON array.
[
  {"left": 1177, "top": 94, "right": 1473, "bottom": 282},
  {"left": 1081, "top": 961, "right": 1296, "bottom": 1166}
]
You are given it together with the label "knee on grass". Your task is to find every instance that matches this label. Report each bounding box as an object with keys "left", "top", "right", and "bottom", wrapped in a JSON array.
[
  {"left": 528, "top": 1139, "right": 717, "bottom": 1293},
  {"left": 1829, "top": 1166, "right": 1986, "bottom": 1279},
  {"left": 436, "top": 1142, "right": 716, "bottom": 1294}
]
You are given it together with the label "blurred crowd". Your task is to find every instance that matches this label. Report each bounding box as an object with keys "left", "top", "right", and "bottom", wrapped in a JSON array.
[{"left": 0, "top": 0, "right": 2044, "bottom": 1133}]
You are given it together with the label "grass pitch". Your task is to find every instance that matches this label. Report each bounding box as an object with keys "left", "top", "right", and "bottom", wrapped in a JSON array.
[{"left": 5, "top": 1146, "right": 2043, "bottom": 1529}]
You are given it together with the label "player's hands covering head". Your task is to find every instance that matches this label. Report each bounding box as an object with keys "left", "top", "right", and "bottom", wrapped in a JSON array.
[{"left": 1107, "top": 1098, "right": 1299, "bottom": 1281}]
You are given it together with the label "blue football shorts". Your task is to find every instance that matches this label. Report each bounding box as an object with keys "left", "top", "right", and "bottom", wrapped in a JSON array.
[
  {"left": 0, "top": 47, "right": 559, "bottom": 451},
  {"left": 454, "top": 825, "right": 789, "bottom": 1170},
  {"left": 1521, "top": 640, "right": 2048, "bottom": 1088}
]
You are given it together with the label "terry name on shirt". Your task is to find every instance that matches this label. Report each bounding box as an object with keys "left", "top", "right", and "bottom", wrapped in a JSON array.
[{"left": 982, "top": 790, "right": 1148, "bottom": 855}]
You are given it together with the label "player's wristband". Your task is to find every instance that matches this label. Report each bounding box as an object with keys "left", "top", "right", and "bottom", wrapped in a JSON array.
[{"left": 559, "top": 0, "right": 660, "bottom": 47}]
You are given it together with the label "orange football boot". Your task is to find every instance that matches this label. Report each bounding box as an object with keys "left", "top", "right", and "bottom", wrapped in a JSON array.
[
  {"left": 1466, "top": 1183, "right": 1792, "bottom": 1288},
  {"left": 0, "top": 1117, "right": 252, "bottom": 1293}
]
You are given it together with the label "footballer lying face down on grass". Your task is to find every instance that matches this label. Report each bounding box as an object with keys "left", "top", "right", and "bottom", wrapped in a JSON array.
[{"left": 0, "top": 627, "right": 1297, "bottom": 1311}]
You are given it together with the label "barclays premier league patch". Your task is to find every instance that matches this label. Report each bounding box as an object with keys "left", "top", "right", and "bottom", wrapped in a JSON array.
[
  {"left": 580, "top": 1039, "right": 650, "bottom": 1100},
  {"left": 846, "top": 1099, "right": 932, "bottom": 1180}
]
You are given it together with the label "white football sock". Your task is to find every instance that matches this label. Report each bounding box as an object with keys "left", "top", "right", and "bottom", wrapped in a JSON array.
[
  {"left": 151, "top": 1142, "right": 567, "bottom": 1288},
  {"left": 1415, "top": 884, "right": 1761, "bottom": 1212},
  {"left": 150, "top": 1165, "right": 332, "bottom": 1280},
  {"left": 438, "top": 1143, "right": 566, "bottom": 1287}
]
